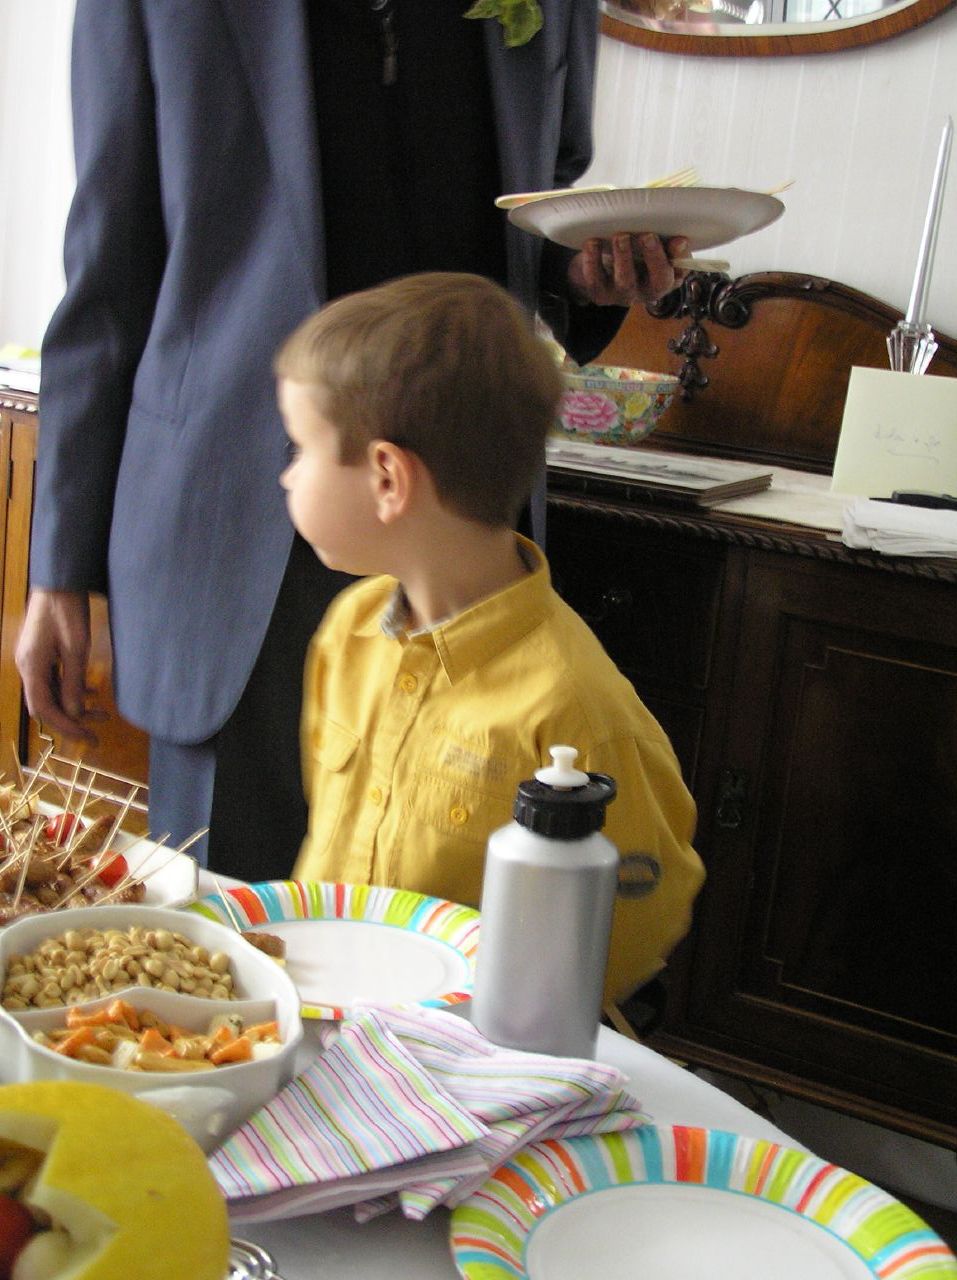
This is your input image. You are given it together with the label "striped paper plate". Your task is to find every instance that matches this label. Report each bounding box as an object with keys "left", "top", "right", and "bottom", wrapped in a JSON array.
[
  {"left": 189, "top": 880, "right": 479, "bottom": 1020},
  {"left": 450, "top": 1126, "right": 957, "bottom": 1279}
]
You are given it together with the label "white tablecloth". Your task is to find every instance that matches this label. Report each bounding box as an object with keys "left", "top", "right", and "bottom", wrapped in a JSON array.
[{"left": 237, "top": 1020, "right": 802, "bottom": 1280}]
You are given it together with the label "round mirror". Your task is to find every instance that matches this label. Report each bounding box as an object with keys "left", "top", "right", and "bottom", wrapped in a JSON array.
[{"left": 602, "top": 0, "right": 957, "bottom": 54}]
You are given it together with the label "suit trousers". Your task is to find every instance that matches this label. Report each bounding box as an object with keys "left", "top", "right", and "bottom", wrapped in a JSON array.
[{"left": 147, "top": 535, "right": 353, "bottom": 881}]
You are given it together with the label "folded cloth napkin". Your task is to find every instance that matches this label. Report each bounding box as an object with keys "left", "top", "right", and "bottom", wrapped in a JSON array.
[
  {"left": 323, "top": 1004, "right": 646, "bottom": 1221},
  {"left": 211, "top": 1010, "right": 488, "bottom": 1220},
  {"left": 842, "top": 497, "right": 957, "bottom": 557},
  {"left": 211, "top": 1004, "right": 645, "bottom": 1223}
]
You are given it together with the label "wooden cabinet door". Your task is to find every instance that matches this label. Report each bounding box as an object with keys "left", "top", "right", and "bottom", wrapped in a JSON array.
[
  {"left": 0, "top": 409, "right": 35, "bottom": 753},
  {"left": 0, "top": 407, "right": 149, "bottom": 797},
  {"left": 676, "top": 550, "right": 957, "bottom": 1141}
]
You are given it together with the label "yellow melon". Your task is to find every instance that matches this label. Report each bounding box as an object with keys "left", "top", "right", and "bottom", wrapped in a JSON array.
[{"left": 0, "top": 1081, "right": 229, "bottom": 1280}]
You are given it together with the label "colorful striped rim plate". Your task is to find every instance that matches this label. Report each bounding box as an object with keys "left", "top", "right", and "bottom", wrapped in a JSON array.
[
  {"left": 450, "top": 1126, "right": 957, "bottom": 1280},
  {"left": 189, "top": 881, "right": 479, "bottom": 1020}
]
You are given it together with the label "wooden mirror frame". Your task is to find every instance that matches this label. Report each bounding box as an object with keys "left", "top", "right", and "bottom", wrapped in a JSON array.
[{"left": 601, "top": 0, "right": 956, "bottom": 56}]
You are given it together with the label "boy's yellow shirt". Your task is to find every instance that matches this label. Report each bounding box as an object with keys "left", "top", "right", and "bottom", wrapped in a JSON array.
[{"left": 295, "top": 537, "right": 704, "bottom": 1002}]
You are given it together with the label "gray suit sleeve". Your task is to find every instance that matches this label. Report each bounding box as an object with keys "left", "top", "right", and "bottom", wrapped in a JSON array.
[{"left": 537, "top": 0, "right": 628, "bottom": 366}]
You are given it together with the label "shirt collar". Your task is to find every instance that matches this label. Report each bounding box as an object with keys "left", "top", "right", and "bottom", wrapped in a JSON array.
[{"left": 374, "top": 534, "right": 552, "bottom": 683}]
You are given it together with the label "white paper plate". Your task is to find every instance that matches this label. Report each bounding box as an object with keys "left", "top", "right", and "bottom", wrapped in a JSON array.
[
  {"left": 508, "top": 186, "right": 784, "bottom": 251},
  {"left": 450, "top": 1126, "right": 957, "bottom": 1279},
  {"left": 189, "top": 881, "right": 480, "bottom": 1020}
]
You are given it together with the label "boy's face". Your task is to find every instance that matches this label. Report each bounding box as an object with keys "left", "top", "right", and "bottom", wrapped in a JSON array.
[{"left": 278, "top": 378, "right": 378, "bottom": 573}]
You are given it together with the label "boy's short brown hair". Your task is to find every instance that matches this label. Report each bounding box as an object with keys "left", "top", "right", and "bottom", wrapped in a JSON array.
[{"left": 274, "top": 272, "right": 563, "bottom": 527}]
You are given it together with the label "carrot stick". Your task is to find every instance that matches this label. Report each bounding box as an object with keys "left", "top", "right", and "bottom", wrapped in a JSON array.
[
  {"left": 245, "top": 1021, "right": 279, "bottom": 1042},
  {"left": 55, "top": 1026, "right": 96, "bottom": 1057},
  {"left": 66, "top": 1006, "right": 115, "bottom": 1029},
  {"left": 209, "top": 1035, "right": 253, "bottom": 1065},
  {"left": 138, "top": 1027, "right": 175, "bottom": 1056}
]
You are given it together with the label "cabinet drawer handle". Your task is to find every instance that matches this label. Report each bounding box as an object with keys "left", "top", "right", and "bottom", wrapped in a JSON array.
[{"left": 715, "top": 768, "right": 748, "bottom": 829}]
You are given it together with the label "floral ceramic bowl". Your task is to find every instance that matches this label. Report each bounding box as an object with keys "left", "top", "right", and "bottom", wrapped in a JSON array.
[{"left": 556, "top": 364, "right": 680, "bottom": 446}]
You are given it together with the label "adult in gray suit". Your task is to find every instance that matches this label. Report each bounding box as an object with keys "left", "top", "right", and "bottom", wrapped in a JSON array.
[{"left": 17, "top": 0, "right": 686, "bottom": 880}]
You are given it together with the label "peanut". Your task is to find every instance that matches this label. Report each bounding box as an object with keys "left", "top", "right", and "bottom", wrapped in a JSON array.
[{"left": 1, "top": 924, "right": 239, "bottom": 1011}]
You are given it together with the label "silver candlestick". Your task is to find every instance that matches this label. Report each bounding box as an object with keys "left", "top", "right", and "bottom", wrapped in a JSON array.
[
  {"left": 887, "top": 319, "right": 938, "bottom": 375},
  {"left": 888, "top": 115, "right": 952, "bottom": 374}
]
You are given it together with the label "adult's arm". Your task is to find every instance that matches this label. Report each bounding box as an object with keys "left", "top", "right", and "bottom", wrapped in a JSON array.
[
  {"left": 538, "top": 0, "right": 686, "bottom": 363},
  {"left": 19, "top": 0, "right": 166, "bottom": 734}
]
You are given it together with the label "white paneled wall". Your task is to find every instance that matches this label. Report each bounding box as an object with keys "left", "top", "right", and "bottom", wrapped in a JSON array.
[
  {"left": 1, "top": 3, "right": 956, "bottom": 342},
  {"left": 590, "top": 13, "right": 957, "bottom": 334},
  {"left": 0, "top": 0, "right": 75, "bottom": 351}
]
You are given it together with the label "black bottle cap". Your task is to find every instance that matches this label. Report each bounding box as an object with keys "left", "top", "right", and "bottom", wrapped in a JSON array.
[{"left": 513, "top": 773, "right": 617, "bottom": 839}]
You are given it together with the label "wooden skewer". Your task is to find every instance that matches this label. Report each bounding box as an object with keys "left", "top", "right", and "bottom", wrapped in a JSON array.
[
  {"left": 60, "top": 757, "right": 86, "bottom": 853},
  {"left": 9, "top": 850, "right": 32, "bottom": 913},
  {"left": 90, "top": 785, "right": 139, "bottom": 862},
  {"left": 51, "top": 830, "right": 166, "bottom": 908},
  {"left": 0, "top": 803, "right": 15, "bottom": 850},
  {"left": 73, "top": 770, "right": 97, "bottom": 827},
  {"left": 114, "top": 831, "right": 172, "bottom": 884},
  {"left": 210, "top": 873, "right": 245, "bottom": 933},
  {"left": 54, "top": 772, "right": 100, "bottom": 869},
  {"left": 174, "top": 827, "right": 209, "bottom": 860},
  {"left": 9, "top": 742, "right": 25, "bottom": 791},
  {"left": 10, "top": 816, "right": 43, "bottom": 911},
  {"left": 0, "top": 841, "right": 22, "bottom": 880},
  {"left": 13, "top": 741, "right": 58, "bottom": 820},
  {"left": 89, "top": 832, "right": 175, "bottom": 906}
]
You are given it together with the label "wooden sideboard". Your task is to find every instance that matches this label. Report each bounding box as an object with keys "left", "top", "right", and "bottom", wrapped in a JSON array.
[
  {"left": 0, "top": 391, "right": 149, "bottom": 792},
  {"left": 546, "top": 272, "right": 957, "bottom": 1147}
]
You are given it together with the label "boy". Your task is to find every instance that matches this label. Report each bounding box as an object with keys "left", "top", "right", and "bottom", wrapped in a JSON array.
[{"left": 276, "top": 272, "right": 704, "bottom": 1003}]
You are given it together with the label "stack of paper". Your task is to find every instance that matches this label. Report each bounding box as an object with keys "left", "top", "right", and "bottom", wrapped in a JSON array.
[{"left": 842, "top": 497, "right": 957, "bottom": 557}]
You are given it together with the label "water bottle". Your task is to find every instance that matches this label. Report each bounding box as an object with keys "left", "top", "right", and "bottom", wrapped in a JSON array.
[{"left": 470, "top": 745, "right": 618, "bottom": 1058}]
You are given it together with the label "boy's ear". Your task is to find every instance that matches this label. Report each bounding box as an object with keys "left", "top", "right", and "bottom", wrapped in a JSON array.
[{"left": 367, "top": 440, "right": 416, "bottom": 523}]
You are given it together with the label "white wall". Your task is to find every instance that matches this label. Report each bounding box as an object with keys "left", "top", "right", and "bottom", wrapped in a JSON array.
[
  {"left": 589, "top": 11, "right": 957, "bottom": 334},
  {"left": 0, "top": 0, "right": 75, "bottom": 352},
  {"left": 1, "top": 1, "right": 957, "bottom": 345}
]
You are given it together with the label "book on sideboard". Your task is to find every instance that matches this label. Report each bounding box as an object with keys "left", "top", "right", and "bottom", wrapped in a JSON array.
[{"left": 546, "top": 439, "right": 773, "bottom": 507}]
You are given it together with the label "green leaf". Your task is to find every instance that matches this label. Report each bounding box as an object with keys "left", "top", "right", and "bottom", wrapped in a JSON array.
[{"left": 464, "top": 0, "right": 544, "bottom": 47}]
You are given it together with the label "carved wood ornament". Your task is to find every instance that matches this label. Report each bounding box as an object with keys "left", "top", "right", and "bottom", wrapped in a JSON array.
[{"left": 597, "top": 270, "right": 957, "bottom": 473}]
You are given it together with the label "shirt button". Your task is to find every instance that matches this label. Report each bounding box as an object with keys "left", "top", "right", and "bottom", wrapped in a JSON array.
[
  {"left": 449, "top": 805, "right": 469, "bottom": 826},
  {"left": 369, "top": 786, "right": 383, "bottom": 806},
  {"left": 398, "top": 673, "right": 418, "bottom": 694}
]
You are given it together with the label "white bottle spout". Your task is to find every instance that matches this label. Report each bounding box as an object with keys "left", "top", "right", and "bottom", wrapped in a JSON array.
[{"left": 534, "top": 744, "right": 590, "bottom": 789}]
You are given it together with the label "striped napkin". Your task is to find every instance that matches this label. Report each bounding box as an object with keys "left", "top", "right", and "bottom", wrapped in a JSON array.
[{"left": 211, "top": 1005, "right": 646, "bottom": 1223}]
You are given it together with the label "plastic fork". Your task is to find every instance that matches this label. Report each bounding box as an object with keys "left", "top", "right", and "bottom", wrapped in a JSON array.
[
  {"left": 495, "top": 166, "right": 700, "bottom": 210},
  {"left": 643, "top": 165, "right": 700, "bottom": 188}
]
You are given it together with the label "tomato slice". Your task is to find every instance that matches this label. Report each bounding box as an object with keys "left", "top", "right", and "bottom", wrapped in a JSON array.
[
  {"left": 43, "top": 811, "right": 83, "bottom": 846},
  {"left": 0, "top": 1192, "right": 35, "bottom": 1279},
  {"left": 95, "top": 851, "right": 130, "bottom": 888}
]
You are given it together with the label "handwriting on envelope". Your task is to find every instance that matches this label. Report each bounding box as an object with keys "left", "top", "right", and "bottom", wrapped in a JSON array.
[{"left": 832, "top": 366, "right": 957, "bottom": 497}]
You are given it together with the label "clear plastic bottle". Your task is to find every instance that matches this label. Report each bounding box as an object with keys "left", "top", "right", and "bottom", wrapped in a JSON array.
[{"left": 470, "top": 745, "right": 618, "bottom": 1058}]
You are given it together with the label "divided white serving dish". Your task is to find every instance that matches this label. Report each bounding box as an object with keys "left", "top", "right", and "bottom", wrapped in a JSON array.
[{"left": 0, "top": 904, "right": 303, "bottom": 1150}]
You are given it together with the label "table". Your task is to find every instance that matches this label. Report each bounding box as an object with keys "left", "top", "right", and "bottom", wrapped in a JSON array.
[
  {"left": 195, "top": 869, "right": 805, "bottom": 1278},
  {"left": 238, "top": 1020, "right": 803, "bottom": 1279}
]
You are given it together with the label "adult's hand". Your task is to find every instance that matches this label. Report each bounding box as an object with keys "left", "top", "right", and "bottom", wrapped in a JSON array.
[
  {"left": 15, "top": 589, "right": 98, "bottom": 744},
  {"left": 568, "top": 233, "right": 690, "bottom": 307}
]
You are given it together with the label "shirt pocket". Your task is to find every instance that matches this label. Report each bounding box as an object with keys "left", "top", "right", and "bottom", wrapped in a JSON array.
[
  {"left": 408, "top": 773, "right": 515, "bottom": 853},
  {"left": 306, "top": 717, "right": 361, "bottom": 860}
]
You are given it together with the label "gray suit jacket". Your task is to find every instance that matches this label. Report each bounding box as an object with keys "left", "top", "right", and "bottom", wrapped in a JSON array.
[{"left": 33, "top": 0, "right": 617, "bottom": 744}]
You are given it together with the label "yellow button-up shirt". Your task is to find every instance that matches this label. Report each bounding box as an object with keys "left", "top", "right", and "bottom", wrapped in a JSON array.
[{"left": 295, "top": 538, "right": 704, "bottom": 1001}]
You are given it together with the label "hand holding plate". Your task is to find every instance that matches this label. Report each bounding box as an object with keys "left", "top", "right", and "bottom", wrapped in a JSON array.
[{"left": 568, "top": 233, "right": 690, "bottom": 307}]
